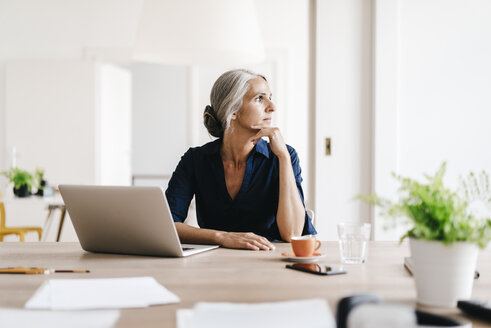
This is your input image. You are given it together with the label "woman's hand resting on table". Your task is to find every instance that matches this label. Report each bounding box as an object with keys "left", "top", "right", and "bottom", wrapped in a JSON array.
[{"left": 216, "top": 231, "right": 275, "bottom": 251}]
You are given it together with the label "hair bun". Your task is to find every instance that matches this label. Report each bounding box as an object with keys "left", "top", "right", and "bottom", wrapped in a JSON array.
[{"left": 203, "top": 105, "right": 223, "bottom": 138}]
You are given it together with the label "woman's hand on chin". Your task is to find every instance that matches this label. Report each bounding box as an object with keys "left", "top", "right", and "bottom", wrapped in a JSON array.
[
  {"left": 216, "top": 231, "right": 275, "bottom": 251},
  {"left": 251, "top": 125, "right": 289, "bottom": 159}
]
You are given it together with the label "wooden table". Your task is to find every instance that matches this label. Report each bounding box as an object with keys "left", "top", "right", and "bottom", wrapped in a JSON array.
[{"left": 0, "top": 242, "right": 490, "bottom": 327}]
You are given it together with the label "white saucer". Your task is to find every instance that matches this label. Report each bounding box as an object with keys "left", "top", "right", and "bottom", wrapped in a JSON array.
[{"left": 281, "top": 252, "right": 326, "bottom": 263}]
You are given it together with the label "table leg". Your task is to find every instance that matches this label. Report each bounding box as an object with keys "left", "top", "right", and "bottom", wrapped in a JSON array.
[
  {"left": 41, "top": 209, "right": 53, "bottom": 242},
  {"left": 56, "top": 207, "right": 66, "bottom": 242}
]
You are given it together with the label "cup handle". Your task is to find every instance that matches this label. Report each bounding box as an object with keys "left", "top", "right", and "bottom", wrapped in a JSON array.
[{"left": 315, "top": 240, "right": 321, "bottom": 252}]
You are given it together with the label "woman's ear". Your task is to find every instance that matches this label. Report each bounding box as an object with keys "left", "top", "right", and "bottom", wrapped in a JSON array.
[{"left": 231, "top": 112, "right": 238, "bottom": 120}]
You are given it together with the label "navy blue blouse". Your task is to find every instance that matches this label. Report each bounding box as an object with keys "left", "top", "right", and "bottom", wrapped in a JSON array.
[{"left": 165, "top": 138, "right": 317, "bottom": 241}]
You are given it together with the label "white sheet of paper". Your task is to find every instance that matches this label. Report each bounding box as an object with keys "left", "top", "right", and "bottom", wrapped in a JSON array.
[
  {"left": 25, "top": 276, "right": 180, "bottom": 310},
  {"left": 176, "top": 309, "right": 195, "bottom": 328},
  {"left": 177, "top": 298, "right": 335, "bottom": 328},
  {"left": 24, "top": 280, "right": 51, "bottom": 309},
  {"left": 0, "top": 308, "right": 120, "bottom": 328}
]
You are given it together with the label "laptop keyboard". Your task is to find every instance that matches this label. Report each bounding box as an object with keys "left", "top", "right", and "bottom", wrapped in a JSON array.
[{"left": 182, "top": 247, "right": 194, "bottom": 251}]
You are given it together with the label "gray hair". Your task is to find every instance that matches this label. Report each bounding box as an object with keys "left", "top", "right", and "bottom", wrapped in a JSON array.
[{"left": 203, "top": 69, "right": 266, "bottom": 138}]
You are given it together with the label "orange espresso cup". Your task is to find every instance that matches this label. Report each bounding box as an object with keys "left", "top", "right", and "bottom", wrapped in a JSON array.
[{"left": 291, "top": 235, "right": 322, "bottom": 257}]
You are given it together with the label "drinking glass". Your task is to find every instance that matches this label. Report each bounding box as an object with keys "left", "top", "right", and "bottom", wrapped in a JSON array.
[{"left": 337, "top": 222, "right": 371, "bottom": 264}]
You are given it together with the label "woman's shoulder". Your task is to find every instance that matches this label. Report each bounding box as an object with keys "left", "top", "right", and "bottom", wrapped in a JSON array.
[{"left": 182, "top": 138, "right": 221, "bottom": 158}]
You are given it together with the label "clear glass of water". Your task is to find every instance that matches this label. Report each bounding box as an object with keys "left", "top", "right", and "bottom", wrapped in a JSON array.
[{"left": 337, "top": 222, "right": 371, "bottom": 264}]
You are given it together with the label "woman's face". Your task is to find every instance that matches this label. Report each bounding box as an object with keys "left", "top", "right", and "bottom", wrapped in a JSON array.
[{"left": 233, "top": 77, "right": 275, "bottom": 130}]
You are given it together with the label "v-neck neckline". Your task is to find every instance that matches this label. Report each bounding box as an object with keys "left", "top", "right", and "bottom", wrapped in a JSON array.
[{"left": 218, "top": 153, "right": 254, "bottom": 202}]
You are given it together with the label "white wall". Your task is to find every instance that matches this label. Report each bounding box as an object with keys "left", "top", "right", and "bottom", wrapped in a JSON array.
[
  {"left": 99, "top": 64, "right": 132, "bottom": 185},
  {"left": 315, "top": 0, "right": 373, "bottom": 240},
  {"left": 0, "top": 0, "right": 142, "bottom": 62},
  {"left": 131, "top": 64, "right": 188, "bottom": 177},
  {"left": 3, "top": 60, "right": 132, "bottom": 187},
  {"left": 5, "top": 60, "right": 97, "bottom": 185},
  {"left": 398, "top": 0, "right": 491, "bottom": 182},
  {"left": 372, "top": 0, "right": 403, "bottom": 240}
]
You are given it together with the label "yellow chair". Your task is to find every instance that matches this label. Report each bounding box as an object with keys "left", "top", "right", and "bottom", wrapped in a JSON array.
[{"left": 0, "top": 192, "right": 43, "bottom": 242}]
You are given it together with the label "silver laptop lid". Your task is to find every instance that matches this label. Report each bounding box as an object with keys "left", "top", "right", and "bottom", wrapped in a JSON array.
[{"left": 59, "top": 185, "right": 184, "bottom": 257}]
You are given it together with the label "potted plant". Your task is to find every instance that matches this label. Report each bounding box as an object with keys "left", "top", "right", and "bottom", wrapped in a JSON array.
[
  {"left": 1, "top": 168, "right": 34, "bottom": 197},
  {"left": 359, "top": 163, "right": 491, "bottom": 307},
  {"left": 34, "top": 167, "right": 46, "bottom": 196}
]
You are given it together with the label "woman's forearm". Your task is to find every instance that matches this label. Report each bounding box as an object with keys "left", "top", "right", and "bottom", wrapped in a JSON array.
[
  {"left": 174, "top": 222, "right": 222, "bottom": 245},
  {"left": 276, "top": 155, "right": 306, "bottom": 242},
  {"left": 174, "top": 222, "right": 275, "bottom": 250}
]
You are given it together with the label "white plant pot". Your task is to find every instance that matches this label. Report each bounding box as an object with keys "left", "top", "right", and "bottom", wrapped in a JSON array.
[{"left": 409, "top": 238, "right": 478, "bottom": 307}]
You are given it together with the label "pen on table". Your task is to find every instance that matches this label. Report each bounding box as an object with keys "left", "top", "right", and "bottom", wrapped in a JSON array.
[{"left": 0, "top": 267, "right": 90, "bottom": 274}]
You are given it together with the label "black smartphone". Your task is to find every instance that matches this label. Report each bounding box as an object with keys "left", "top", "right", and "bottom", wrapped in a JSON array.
[{"left": 285, "top": 263, "right": 347, "bottom": 276}]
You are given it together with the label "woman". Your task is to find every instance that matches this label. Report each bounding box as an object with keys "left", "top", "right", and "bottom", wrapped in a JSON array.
[{"left": 165, "top": 69, "right": 316, "bottom": 251}]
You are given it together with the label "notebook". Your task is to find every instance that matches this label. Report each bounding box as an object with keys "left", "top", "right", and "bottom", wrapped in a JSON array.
[{"left": 59, "top": 185, "right": 218, "bottom": 257}]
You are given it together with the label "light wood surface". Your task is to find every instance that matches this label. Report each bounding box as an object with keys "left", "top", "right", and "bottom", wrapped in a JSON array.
[{"left": 0, "top": 241, "right": 490, "bottom": 327}]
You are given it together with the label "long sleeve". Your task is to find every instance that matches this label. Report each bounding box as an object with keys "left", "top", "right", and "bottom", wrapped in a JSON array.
[
  {"left": 287, "top": 146, "right": 317, "bottom": 235},
  {"left": 165, "top": 148, "right": 195, "bottom": 223}
]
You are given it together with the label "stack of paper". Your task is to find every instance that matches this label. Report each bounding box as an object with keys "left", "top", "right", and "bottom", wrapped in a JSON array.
[
  {"left": 25, "top": 276, "right": 180, "bottom": 310},
  {"left": 0, "top": 308, "right": 120, "bottom": 328},
  {"left": 176, "top": 298, "right": 335, "bottom": 328}
]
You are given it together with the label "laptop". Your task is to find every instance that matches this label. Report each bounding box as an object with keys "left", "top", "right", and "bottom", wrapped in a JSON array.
[{"left": 58, "top": 185, "right": 218, "bottom": 257}]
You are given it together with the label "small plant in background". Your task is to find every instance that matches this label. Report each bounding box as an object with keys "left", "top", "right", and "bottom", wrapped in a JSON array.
[
  {"left": 35, "top": 167, "right": 45, "bottom": 191},
  {"left": 358, "top": 162, "right": 491, "bottom": 248},
  {"left": 1, "top": 167, "right": 35, "bottom": 197}
]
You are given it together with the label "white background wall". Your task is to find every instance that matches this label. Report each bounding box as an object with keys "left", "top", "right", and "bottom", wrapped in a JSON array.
[
  {"left": 315, "top": 0, "right": 373, "bottom": 240},
  {"left": 131, "top": 64, "right": 188, "bottom": 177},
  {"left": 3, "top": 60, "right": 132, "bottom": 187},
  {"left": 0, "top": 0, "right": 142, "bottom": 60},
  {"left": 99, "top": 64, "right": 132, "bottom": 185},
  {"left": 5, "top": 60, "right": 97, "bottom": 185},
  {"left": 398, "top": 0, "right": 491, "bottom": 182}
]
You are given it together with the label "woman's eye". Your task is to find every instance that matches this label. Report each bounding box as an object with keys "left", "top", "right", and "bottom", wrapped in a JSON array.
[{"left": 255, "top": 96, "right": 262, "bottom": 102}]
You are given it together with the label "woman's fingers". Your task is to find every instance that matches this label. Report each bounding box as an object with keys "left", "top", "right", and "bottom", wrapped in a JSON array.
[
  {"left": 250, "top": 126, "right": 288, "bottom": 158},
  {"left": 245, "top": 242, "right": 260, "bottom": 251},
  {"left": 250, "top": 129, "right": 266, "bottom": 145},
  {"left": 250, "top": 239, "right": 270, "bottom": 251},
  {"left": 250, "top": 127, "right": 275, "bottom": 145},
  {"left": 257, "top": 236, "right": 275, "bottom": 250},
  {"left": 248, "top": 234, "right": 275, "bottom": 250},
  {"left": 223, "top": 232, "right": 275, "bottom": 251}
]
